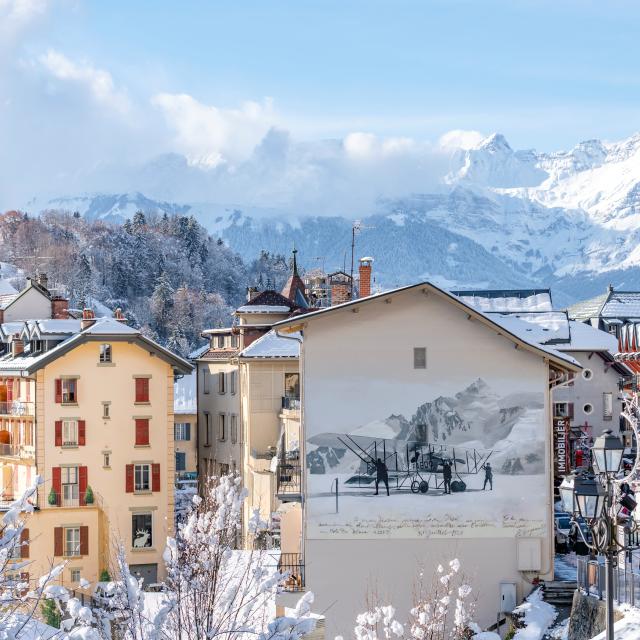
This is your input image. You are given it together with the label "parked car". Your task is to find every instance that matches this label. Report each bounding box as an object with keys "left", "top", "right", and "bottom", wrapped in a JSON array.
[
  {"left": 568, "top": 519, "right": 591, "bottom": 555},
  {"left": 555, "top": 514, "right": 572, "bottom": 552}
]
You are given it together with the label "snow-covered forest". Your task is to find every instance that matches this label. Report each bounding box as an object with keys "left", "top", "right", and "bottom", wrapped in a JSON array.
[{"left": 0, "top": 210, "right": 290, "bottom": 354}]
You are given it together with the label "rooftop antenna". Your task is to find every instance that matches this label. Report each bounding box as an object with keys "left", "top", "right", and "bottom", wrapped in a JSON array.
[{"left": 349, "top": 220, "right": 375, "bottom": 300}]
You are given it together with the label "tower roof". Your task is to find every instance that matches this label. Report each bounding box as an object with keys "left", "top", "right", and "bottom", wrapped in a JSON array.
[{"left": 281, "top": 248, "right": 308, "bottom": 308}]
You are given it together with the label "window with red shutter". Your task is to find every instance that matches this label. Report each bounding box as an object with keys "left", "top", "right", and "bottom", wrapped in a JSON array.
[
  {"left": 54, "top": 527, "right": 63, "bottom": 556},
  {"left": 78, "top": 420, "right": 86, "bottom": 446},
  {"left": 80, "top": 526, "right": 88, "bottom": 555},
  {"left": 55, "top": 421, "right": 62, "bottom": 447},
  {"left": 135, "top": 378, "right": 149, "bottom": 403},
  {"left": 135, "top": 419, "right": 149, "bottom": 446},
  {"left": 20, "top": 528, "right": 29, "bottom": 559},
  {"left": 52, "top": 467, "right": 61, "bottom": 505},
  {"left": 152, "top": 463, "right": 160, "bottom": 492},
  {"left": 79, "top": 466, "right": 87, "bottom": 505},
  {"left": 125, "top": 464, "right": 134, "bottom": 493},
  {"left": 55, "top": 379, "right": 62, "bottom": 403}
]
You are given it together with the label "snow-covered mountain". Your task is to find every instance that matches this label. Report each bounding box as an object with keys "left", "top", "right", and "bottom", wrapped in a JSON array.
[{"left": 21, "top": 131, "right": 640, "bottom": 302}]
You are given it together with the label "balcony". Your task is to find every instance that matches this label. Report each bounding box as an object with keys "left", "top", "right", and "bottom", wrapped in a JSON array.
[
  {"left": 281, "top": 396, "right": 300, "bottom": 411},
  {"left": 0, "top": 402, "right": 34, "bottom": 417},
  {"left": 48, "top": 492, "right": 96, "bottom": 508},
  {"left": 276, "top": 462, "right": 302, "bottom": 501},
  {"left": 278, "top": 553, "right": 305, "bottom": 592},
  {"left": 0, "top": 442, "right": 35, "bottom": 459}
]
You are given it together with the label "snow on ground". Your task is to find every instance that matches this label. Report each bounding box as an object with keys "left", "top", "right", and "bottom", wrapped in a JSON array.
[
  {"left": 307, "top": 473, "right": 546, "bottom": 538},
  {"left": 512, "top": 588, "right": 557, "bottom": 640},
  {"left": 589, "top": 605, "right": 640, "bottom": 639},
  {"left": 2, "top": 614, "right": 59, "bottom": 639},
  {"left": 554, "top": 553, "right": 578, "bottom": 582}
]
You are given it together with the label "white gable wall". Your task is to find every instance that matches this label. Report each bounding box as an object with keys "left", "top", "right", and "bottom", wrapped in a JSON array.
[
  {"left": 4, "top": 287, "right": 51, "bottom": 322},
  {"left": 297, "top": 287, "right": 554, "bottom": 635}
]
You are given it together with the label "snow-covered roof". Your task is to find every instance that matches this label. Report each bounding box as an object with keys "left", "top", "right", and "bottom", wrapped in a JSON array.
[
  {"left": 564, "top": 321, "right": 619, "bottom": 352},
  {"left": 0, "top": 321, "right": 26, "bottom": 340},
  {"left": 30, "top": 319, "right": 82, "bottom": 336},
  {"left": 174, "top": 373, "right": 197, "bottom": 413},
  {"left": 82, "top": 317, "right": 138, "bottom": 335},
  {"left": 0, "top": 279, "right": 18, "bottom": 296},
  {"left": 239, "top": 329, "right": 300, "bottom": 359},
  {"left": 453, "top": 289, "right": 553, "bottom": 313},
  {"left": 0, "top": 293, "right": 18, "bottom": 309},
  {"left": 235, "top": 305, "right": 292, "bottom": 314},
  {"left": 602, "top": 291, "right": 640, "bottom": 317},
  {"left": 188, "top": 343, "right": 210, "bottom": 359},
  {"left": 487, "top": 311, "right": 569, "bottom": 344}
]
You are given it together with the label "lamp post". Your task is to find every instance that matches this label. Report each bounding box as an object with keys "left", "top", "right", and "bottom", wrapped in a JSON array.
[{"left": 564, "top": 430, "right": 633, "bottom": 640}]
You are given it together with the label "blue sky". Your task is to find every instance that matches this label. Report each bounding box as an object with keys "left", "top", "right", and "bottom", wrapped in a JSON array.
[{"left": 2, "top": 0, "right": 640, "bottom": 204}]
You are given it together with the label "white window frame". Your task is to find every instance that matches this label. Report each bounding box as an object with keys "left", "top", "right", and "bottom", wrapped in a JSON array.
[
  {"left": 70, "top": 568, "right": 81, "bottom": 583},
  {"left": 62, "top": 467, "right": 79, "bottom": 505},
  {"left": 134, "top": 464, "right": 151, "bottom": 493},
  {"left": 62, "top": 420, "right": 78, "bottom": 447},
  {"left": 175, "top": 422, "right": 190, "bottom": 441},
  {"left": 553, "top": 402, "right": 570, "bottom": 418},
  {"left": 99, "top": 344, "right": 112, "bottom": 364},
  {"left": 132, "top": 512, "right": 153, "bottom": 549},
  {"left": 61, "top": 379, "right": 77, "bottom": 404},
  {"left": 603, "top": 392, "right": 613, "bottom": 420},
  {"left": 65, "top": 527, "right": 80, "bottom": 557}
]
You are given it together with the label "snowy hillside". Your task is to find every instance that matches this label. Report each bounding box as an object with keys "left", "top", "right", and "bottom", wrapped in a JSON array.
[{"left": 21, "top": 131, "right": 640, "bottom": 301}]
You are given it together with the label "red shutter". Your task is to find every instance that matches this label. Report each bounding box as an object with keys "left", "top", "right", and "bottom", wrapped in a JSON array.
[
  {"left": 79, "top": 466, "right": 87, "bottom": 505},
  {"left": 54, "top": 527, "right": 63, "bottom": 556},
  {"left": 135, "top": 419, "right": 149, "bottom": 446},
  {"left": 55, "top": 379, "right": 62, "bottom": 403},
  {"left": 72, "top": 379, "right": 78, "bottom": 403},
  {"left": 125, "top": 464, "right": 134, "bottom": 493},
  {"left": 7, "top": 379, "right": 13, "bottom": 402},
  {"left": 80, "top": 526, "right": 88, "bottom": 555},
  {"left": 152, "top": 463, "right": 160, "bottom": 492},
  {"left": 20, "top": 528, "right": 29, "bottom": 559},
  {"left": 52, "top": 467, "right": 61, "bottom": 503},
  {"left": 78, "top": 420, "right": 86, "bottom": 446},
  {"left": 55, "top": 421, "right": 62, "bottom": 447},
  {"left": 135, "top": 378, "right": 149, "bottom": 402}
]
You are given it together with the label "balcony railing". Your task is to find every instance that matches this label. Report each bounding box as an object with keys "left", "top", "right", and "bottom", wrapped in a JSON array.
[
  {"left": 0, "top": 443, "right": 35, "bottom": 458},
  {"left": 281, "top": 396, "right": 301, "bottom": 411},
  {"left": 0, "top": 402, "right": 35, "bottom": 417},
  {"left": 278, "top": 553, "right": 305, "bottom": 592},
  {"left": 276, "top": 463, "right": 302, "bottom": 497},
  {"left": 49, "top": 492, "right": 95, "bottom": 508},
  {"left": 578, "top": 557, "right": 640, "bottom": 606}
]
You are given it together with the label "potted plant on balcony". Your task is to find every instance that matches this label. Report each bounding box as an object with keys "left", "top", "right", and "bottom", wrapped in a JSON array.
[
  {"left": 47, "top": 487, "right": 58, "bottom": 506},
  {"left": 84, "top": 485, "right": 95, "bottom": 505}
]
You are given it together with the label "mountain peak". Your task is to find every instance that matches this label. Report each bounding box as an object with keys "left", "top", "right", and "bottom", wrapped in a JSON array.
[{"left": 476, "top": 133, "right": 512, "bottom": 153}]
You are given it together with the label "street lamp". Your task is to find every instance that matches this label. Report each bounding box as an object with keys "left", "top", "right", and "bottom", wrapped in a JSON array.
[{"left": 566, "top": 430, "right": 635, "bottom": 640}]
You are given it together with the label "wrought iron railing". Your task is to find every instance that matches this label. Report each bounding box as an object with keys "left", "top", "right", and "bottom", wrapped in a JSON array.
[
  {"left": 577, "top": 557, "right": 640, "bottom": 606},
  {"left": 276, "top": 463, "right": 302, "bottom": 496},
  {"left": 0, "top": 443, "right": 35, "bottom": 458},
  {"left": 279, "top": 553, "right": 305, "bottom": 592},
  {"left": 49, "top": 492, "right": 95, "bottom": 508},
  {"left": 281, "top": 396, "right": 301, "bottom": 411},
  {"left": 0, "top": 402, "right": 35, "bottom": 416}
]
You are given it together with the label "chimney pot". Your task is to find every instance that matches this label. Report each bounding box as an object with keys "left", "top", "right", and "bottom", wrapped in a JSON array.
[
  {"left": 114, "top": 307, "right": 128, "bottom": 323},
  {"left": 37, "top": 272, "right": 49, "bottom": 290},
  {"left": 81, "top": 308, "right": 96, "bottom": 331},
  {"left": 11, "top": 333, "right": 24, "bottom": 357},
  {"left": 358, "top": 257, "right": 373, "bottom": 298}
]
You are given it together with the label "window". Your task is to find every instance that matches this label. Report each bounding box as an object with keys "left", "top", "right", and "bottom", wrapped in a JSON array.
[
  {"left": 70, "top": 568, "right": 81, "bottom": 583},
  {"left": 103, "top": 451, "right": 111, "bottom": 468},
  {"left": 413, "top": 347, "right": 427, "bottom": 369},
  {"left": 175, "top": 452, "right": 186, "bottom": 472},
  {"left": 203, "top": 370, "right": 210, "bottom": 395},
  {"left": 204, "top": 413, "right": 211, "bottom": 446},
  {"left": 219, "top": 463, "right": 229, "bottom": 476},
  {"left": 230, "top": 371, "right": 237, "bottom": 395},
  {"left": 583, "top": 403, "right": 593, "bottom": 415},
  {"left": 284, "top": 373, "right": 300, "bottom": 399},
  {"left": 608, "top": 325, "right": 618, "bottom": 335},
  {"left": 218, "top": 372, "right": 226, "bottom": 394},
  {"left": 99, "top": 344, "right": 112, "bottom": 363},
  {"left": 231, "top": 334, "right": 239, "bottom": 349},
  {"left": 218, "top": 414, "right": 226, "bottom": 441},
  {"left": 135, "top": 378, "right": 150, "bottom": 403},
  {"left": 134, "top": 464, "right": 151, "bottom": 492},
  {"left": 174, "top": 422, "right": 191, "bottom": 441},
  {"left": 217, "top": 335, "right": 225, "bottom": 349},
  {"left": 230, "top": 414, "right": 238, "bottom": 444},
  {"left": 132, "top": 513, "right": 152, "bottom": 548},
  {"left": 62, "top": 467, "right": 79, "bottom": 504},
  {"left": 553, "top": 402, "right": 573, "bottom": 418},
  {"left": 65, "top": 527, "right": 80, "bottom": 557},
  {"left": 62, "top": 420, "right": 78, "bottom": 446},
  {"left": 61, "top": 379, "right": 77, "bottom": 404},
  {"left": 582, "top": 369, "right": 593, "bottom": 380},
  {"left": 603, "top": 392, "right": 613, "bottom": 420},
  {"left": 135, "top": 419, "right": 150, "bottom": 446},
  {"left": 102, "top": 402, "right": 110, "bottom": 419}
]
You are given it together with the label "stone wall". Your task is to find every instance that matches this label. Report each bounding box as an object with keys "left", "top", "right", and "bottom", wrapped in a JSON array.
[{"left": 568, "top": 590, "right": 623, "bottom": 640}]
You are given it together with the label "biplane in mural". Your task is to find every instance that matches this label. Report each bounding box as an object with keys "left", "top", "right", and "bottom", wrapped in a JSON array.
[{"left": 337, "top": 434, "right": 494, "bottom": 495}]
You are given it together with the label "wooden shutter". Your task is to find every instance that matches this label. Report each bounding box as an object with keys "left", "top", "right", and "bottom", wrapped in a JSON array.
[
  {"left": 20, "top": 528, "right": 29, "bottom": 559},
  {"left": 54, "top": 527, "right": 63, "bottom": 556},
  {"left": 7, "top": 379, "right": 12, "bottom": 402},
  {"left": 152, "top": 463, "right": 160, "bottom": 492},
  {"left": 55, "top": 379, "right": 62, "bottom": 403},
  {"left": 185, "top": 423, "right": 191, "bottom": 441},
  {"left": 72, "top": 379, "right": 78, "bottom": 403},
  {"left": 135, "top": 378, "right": 149, "bottom": 403},
  {"left": 79, "top": 466, "right": 87, "bottom": 505},
  {"left": 80, "top": 526, "right": 88, "bottom": 556},
  {"left": 52, "top": 467, "right": 61, "bottom": 503},
  {"left": 19, "top": 572, "right": 29, "bottom": 596},
  {"left": 135, "top": 419, "right": 149, "bottom": 446},
  {"left": 125, "top": 464, "right": 134, "bottom": 493},
  {"left": 54, "top": 421, "right": 62, "bottom": 447},
  {"left": 78, "top": 420, "right": 86, "bottom": 446},
  {"left": 568, "top": 402, "right": 575, "bottom": 418}
]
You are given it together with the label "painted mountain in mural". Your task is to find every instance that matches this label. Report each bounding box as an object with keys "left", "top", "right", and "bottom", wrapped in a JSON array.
[{"left": 306, "top": 378, "right": 545, "bottom": 475}]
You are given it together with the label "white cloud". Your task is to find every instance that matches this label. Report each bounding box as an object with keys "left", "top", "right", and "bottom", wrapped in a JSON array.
[
  {"left": 438, "top": 129, "right": 485, "bottom": 150},
  {"left": 39, "top": 49, "right": 131, "bottom": 114},
  {"left": 151, "top": 93, "right": 275, "bottom": 167},
  {"left": 0, "top": 0, "right": 48, "bottom": 40}
]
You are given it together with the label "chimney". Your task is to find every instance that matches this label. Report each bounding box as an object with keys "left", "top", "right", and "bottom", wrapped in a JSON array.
[
  {"left": 11, "top": 334, "right": 24, "bottom": 357},
  {"left": 358, "top": 257, "right": 373, "bottom": 298},
  {"left": 37, "top": 272, "right": 49, "bottom": 291},
  {"left": 114, "top": 307, "right": 128, "bottom": 323},
  {"left": 51, "top": 296, "right": 69, "bottom": 319},
  {"left": 246, "top": 287, "right": 260, "bottom": 302},
  {"left": 329, "top": 273, "right": 351, "bottom": 306},
  {"left": 80, "top": 308, "right": 96, "bottom": 331}
]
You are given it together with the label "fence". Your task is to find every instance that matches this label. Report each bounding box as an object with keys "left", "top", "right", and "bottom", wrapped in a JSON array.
[
  {"left": 577, "top": 557, "right": 640, "bottom": 606},
  {"left": 0, "top": 401, "right": 34, "bottom": 416},
  {"left": 276, "top": 463, "right": 302, "bottom": 496},
  {"left": 278, "top": 553, "right": 305, "bottom": 592}
]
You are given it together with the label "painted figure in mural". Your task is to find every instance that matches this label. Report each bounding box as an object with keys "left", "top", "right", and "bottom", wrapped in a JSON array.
[
  {"left": 482, "top": 462, "right": 493, "bottom": 490},
  {"left": 442, "top": 460, "right": 452, "bottom": 494},
  {"left": 374, "top": 458, "right": 390, "bottom": 496}
]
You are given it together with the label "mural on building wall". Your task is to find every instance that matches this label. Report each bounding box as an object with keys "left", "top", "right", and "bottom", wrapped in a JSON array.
[{"left": 305, "top": 378, "right": 547, "bottom": 539}]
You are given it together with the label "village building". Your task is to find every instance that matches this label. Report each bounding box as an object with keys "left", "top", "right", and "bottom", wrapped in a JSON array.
[
  {"left": 174, "top": 372, "right": 198, "bottom": 480},
  {"left": 0, "top": 279, "right": 191, "bottom": 590},
  {"left": 273, "top": 282, "right": 580, "bottom": 636}
]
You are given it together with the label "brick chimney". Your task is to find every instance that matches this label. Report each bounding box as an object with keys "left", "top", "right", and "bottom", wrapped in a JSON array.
[
  {"left": 11, "top": 333, "right": 24, "bottom": 357},
  {"left": 329, "top": 273, "right": 351, "bottom": 306},
  {"left": 114, "top": 307, "right": 128, "bottom": 323},
  {"left": 36, "top": 272, "right": 49, "bottom": 291},
  {"left": 51, "top": 296, "right": 69, "bottom": 319},
  {"left": 358, "top": 257, "right": 373, "bottom": 298},
  {"left": 80, "top": 308, "right": 96, "bottom": 331}
]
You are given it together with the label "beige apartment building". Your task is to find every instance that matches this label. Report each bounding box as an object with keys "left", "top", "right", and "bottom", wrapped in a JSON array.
[
  {"left": 0, "top": 285, "right": 191, "bottom": 590},
  {"left": 174, "top": 372, "right": 197, "bottom": 479},
  {"left": 274, "top": 282, "right": 580, "bottom": 636}
]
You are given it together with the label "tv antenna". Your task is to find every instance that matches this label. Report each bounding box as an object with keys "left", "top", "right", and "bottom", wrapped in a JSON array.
[{"left": 349, "top": 220, "right": 375, "bottom": 300}]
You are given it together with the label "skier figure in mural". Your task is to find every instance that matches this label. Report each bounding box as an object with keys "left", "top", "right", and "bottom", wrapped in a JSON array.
[
  {"left": 374, "top": 458, "right": 390, "bottom": 496},
  {"left": 482, "top": 462, "right": 493, "bottom": 490},
  {"left": 442, "top": 460, "right": 452, "bottom": 494}
]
